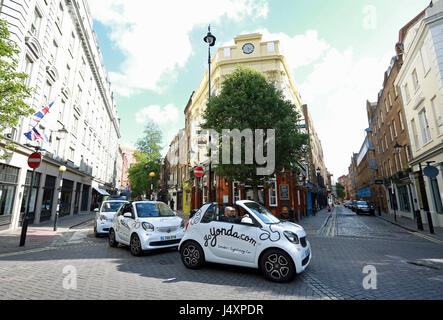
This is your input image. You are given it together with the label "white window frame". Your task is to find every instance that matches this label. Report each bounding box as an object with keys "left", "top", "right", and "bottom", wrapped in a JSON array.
[{"left": 268, "top": 178, "right": 278, "bottom": 207}]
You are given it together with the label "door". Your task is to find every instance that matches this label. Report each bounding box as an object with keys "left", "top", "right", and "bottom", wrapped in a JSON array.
[
  {"left": 116, "top": 204, "right": 132, "bottom": 244},
  {"left": 198, "top": 204, "right": 258, "bottom": 264}
]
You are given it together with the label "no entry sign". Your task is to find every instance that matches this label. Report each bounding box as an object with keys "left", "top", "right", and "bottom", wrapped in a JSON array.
[
  {"left": 194, "top": 166, "right": 204, "bottom": 178},
  {"left": 28, "top": 152, "right": 42, "bottom": 169}
]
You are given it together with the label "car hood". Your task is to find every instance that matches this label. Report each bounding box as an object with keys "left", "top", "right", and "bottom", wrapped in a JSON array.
[
  {"left": 136, "top": 216, "right": 182, "bottom": 228},
  {"left": 267, "top": 221, "right": 307, "bottom": 238}
]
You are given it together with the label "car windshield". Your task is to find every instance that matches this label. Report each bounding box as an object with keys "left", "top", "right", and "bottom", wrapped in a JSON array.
[
  {"left": 135, "top": 202, "right": 176, "bottom": 218},
  {"left": 357, "top": 201, "right": 368, "bottom": 206},
  {"left": 102, "top": 202, "right": 127, "bottom": 212},
  {"left": 244, "top": 202, "right": 280, "bottom": 224}
]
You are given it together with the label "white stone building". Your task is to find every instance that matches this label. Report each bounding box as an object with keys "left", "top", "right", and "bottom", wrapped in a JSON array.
[
  {"left": 0, "top": 0, "right": 121, "bottom": 230},
  {"left": 395, "top": 0, "right": 443, "bottom": 227}
]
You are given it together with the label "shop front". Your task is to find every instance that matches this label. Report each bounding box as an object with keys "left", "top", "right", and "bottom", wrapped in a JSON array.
[
  {"left": 19, "top": 170, "right": 41, "bottom": 225},
  {"left": 0, "top": 164, "right": 20, "bottom": 230},
  {"left": 40, "top": 175, "right": 56, "bottom": 222}
]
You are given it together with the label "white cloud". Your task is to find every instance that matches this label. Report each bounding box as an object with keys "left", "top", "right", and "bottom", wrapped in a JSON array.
[
  {"left": 88, "top": 0, "right": 268, "bottom": 96},
  {"left": 135, "top": 104, "right": 180, "bottom": 125}
]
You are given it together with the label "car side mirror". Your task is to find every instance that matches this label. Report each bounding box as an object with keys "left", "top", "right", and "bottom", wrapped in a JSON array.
[
  {"left": 241, "top": 217, "right": 254, "bottom": 225},
  {"left": 190, "top": 209, "right": 197, "bottom": 218},
  {"left": 123, "top": 212, "right": 133, "bottom": 218},
  {"left": 94, "top": 208, "right": 99, "bottom": 212}
]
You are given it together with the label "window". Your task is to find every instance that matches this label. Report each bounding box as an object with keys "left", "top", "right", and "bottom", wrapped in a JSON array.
[
  {"left": 411, "top": 118, "right": 419, "bottom": 149},
  {"left": 49, "top": 40, "right": 58, "bottom": 65},
  {"left": 394, "top": 85, "right": 399, "bottom": 97},
  {"left": 30, "top": 8, "right": 42, "bottom": 37},
  {"left": 69, "top": 31, "right": 76, "bottom": 54},
  {"left": 412, "top": 69, "right": 419, "bottom": 91},
  {"left": 232, "top": 182, "right": 241, "bottom": 202},
  {"left": 384, "top": 134, "right": 388, "bottom": 150},
  {"left": 418, "top": 108, "right": 432, "bottom": 144},
  {"left": 69, "top": 147, "right": 75, "bottom": 161},
  {"left": 421, "top": 47, "right": 431, "bottom": 74},
  {"left": 71, "top": 115, "right": 78, "bottom": 135},
  {"left": 389, "top": 125, "right": 394, "bottom": 141},
  {"left": 399, "top": 111, "right": 405, "bottom": 131},
  {"left": 58, "top": 99, "right": 66, "bottom": 122},
  {"left": 393, "top": 120, "right": 398, "bottom": 137},
  {"left": 24, "top": 56, "right": 34, "bottom": 86},
  {"left": 430, "top": 96, "right": 442, "bottom": 136},
  {"left": 268, "top": 179, "right": 277, "bottom": 207},
  {"left": 403, "top": 83, "right": 411, "bottom": 102},
  {"left": 56, "top": 2, "right": 64, "bottom": 31},
  {"left": 43, "top": 81, "right": 52, "bottom": 103},
  {"left": 388, "top": 94, "right": 392, "bottom": 108}
]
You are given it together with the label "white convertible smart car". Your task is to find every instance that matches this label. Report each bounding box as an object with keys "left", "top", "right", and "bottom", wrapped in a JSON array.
[
  {"left": 94, "top": 200, "right": 129, "bottom": 236},
  {"left": 108, "top": 201, "right": 185, "bottom": 256},
  {"left": 179, "top": 200, "right": 311, "bottom": 282}
]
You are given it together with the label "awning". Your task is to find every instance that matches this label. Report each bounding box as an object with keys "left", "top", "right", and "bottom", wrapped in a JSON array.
[{"left": 93, "top": 187, "right": 110, "bottom": 196}]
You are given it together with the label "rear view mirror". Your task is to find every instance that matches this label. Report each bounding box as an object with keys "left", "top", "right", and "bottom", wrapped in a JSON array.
[
  {"left": 94, "top": 208, "right": 99, "bottom": 212},
  {"left": 123, "top": 212, "right": 132, "bottom": 218}
]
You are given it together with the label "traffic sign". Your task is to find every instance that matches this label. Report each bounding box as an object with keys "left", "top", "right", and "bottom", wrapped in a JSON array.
[
  {"left": 27, "top": 152, "right": 42, "bottom": 169},
  {"left": 423, "top": 166, "right": 439, "bottom": 179},
  {"left": 194, "top": 166, "right": 204, "bottom": 178}
]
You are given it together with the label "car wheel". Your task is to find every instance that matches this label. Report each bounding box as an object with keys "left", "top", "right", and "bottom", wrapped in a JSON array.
[
  {"left": 260, "top": 249, "right": 296, "bottom": 283},
  {"left": 180, "top": 241, "right": 205, "bottom": 269},
  {"left": 130, "top": 234, "right": 143, "bottom": 256},
  {"left": 108, "top": 229, "right": 119, "bottom": 247}
]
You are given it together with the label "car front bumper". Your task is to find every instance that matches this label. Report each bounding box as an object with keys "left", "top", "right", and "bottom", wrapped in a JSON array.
[
  {"left": 139, "top": 229, "right": 186, "bottom": 250},
  {"left": 287, "top": 241, "right": 312, "bottom": 274}
]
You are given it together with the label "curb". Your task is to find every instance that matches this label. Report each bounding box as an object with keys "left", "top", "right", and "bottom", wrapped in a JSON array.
[
  {"left": 69, "top": 217, "right": 94, "bottom": 229},
  {"left": 375, "top": 215, "right": 418, "bottom": 233}
]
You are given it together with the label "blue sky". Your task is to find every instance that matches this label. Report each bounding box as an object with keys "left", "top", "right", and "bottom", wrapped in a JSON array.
[{"left": 88, "top": 0, "right": 431, "bottom": 180}]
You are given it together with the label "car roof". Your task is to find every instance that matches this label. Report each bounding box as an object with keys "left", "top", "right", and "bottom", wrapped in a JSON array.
[
  {"left": 131, "top": 201, "right": 165, "bottom": 204},
  {"left": 103, "top": 200, "right": 129, "bottom": 203}
]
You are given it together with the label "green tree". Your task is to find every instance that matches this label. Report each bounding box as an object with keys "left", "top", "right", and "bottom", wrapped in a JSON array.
[
  {"left": 336, "top": 183, "right": 345, "bottom": 199},
  {"left": 0, "top": 19, "right": 34, "bottom": 157},
  {"left": 128, "top": 120, "right": 163, "bottom": 198},
  {"left": 201, "top": 66, "right": 309, "bottom": 201}
]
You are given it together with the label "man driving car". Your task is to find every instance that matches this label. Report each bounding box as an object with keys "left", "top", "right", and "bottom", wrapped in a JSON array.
[{"left": 219, "top": 206, "right": 249, "bottom": 224}]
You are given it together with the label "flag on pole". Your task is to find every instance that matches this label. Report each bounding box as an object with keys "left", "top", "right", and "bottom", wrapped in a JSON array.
[
  {"left": 32, "top": 101, "right": 55, "bottom": 124},
  {"left": 32, "top": 127, "right": 44, "bottom": 141},
  {"left": 24, "top": 130, "right": 35, "bottom": 141}
]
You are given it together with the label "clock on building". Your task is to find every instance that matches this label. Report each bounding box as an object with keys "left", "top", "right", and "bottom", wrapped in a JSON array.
[{"left": 242, "top": 43, "right": 254, "bottom": 54}]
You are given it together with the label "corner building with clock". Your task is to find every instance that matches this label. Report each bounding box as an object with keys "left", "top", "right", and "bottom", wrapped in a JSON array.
[{"left": 182, "top": 33, "right": 329, "bottom": 219}]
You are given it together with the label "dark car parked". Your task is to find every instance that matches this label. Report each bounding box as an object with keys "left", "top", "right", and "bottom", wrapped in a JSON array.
[{"left": 355, "top": 201, "right": 375, "bottom": 215}]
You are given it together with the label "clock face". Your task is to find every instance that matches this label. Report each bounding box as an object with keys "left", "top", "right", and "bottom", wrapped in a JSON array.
[{"left": 242, "top": 43, "right": 255, "bottom": 54}]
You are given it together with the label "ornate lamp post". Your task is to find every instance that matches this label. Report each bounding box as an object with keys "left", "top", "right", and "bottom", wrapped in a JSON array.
[{"left": 204, "top": 25, "right": 216, "bottom": 203}]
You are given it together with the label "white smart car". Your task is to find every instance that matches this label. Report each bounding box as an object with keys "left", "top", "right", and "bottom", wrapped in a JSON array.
[
  {"left": 108, "top": 201, "right": 185, "bottom": 256},
  {"left": 179, "top": 200, "right": 311, "bottom": 283},
  {"left": 94, "top": 200, "right": 129, "bottom": 236}
]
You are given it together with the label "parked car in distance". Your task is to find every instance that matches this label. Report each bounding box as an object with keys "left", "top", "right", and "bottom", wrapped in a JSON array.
[
  {"left": 179, "top": 200, "right": 311, "bottom": 283},
  {"left": 94, "top": 200, "right": 129, "bottom": 236},
  {"left": 355, "top": 201, "right": 374, "bottom": 215},
  {"left": 344, "top": 200, "right": 352, "bottom": 209},
  {"left": 108, "top": 201, "right": 185, "bottom": 256}
]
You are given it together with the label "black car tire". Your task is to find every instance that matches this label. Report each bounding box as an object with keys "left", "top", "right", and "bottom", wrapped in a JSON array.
[
  {"left": 260, "top": 249, "right": 296, "bottom": 283},
  {"left": 108, "top": 229, "right": 119, "bottom": 247},
  {"left": 180, "top": 241, "right": 205, "bottom": 269},
  {"left": 130, "top": 234, "right": 143, "bottom": 256}
]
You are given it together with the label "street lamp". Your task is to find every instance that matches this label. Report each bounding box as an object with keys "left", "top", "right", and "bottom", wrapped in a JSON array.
[
  {"left": 204, "top": 25, "right": 216, "bottom": 203},
  {"left": 53, "top": 165, "right": 67, "bottom": 231}
]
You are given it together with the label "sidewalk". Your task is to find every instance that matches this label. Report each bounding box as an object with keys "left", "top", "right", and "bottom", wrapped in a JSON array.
[
  {"left": 376, "top": 210, "right": 443, "bottom": 243},
  {"left": 0, "top": 211, "right": 95, "bottom": 255}
]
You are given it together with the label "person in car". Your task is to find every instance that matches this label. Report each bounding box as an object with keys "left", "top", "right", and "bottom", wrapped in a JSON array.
[{"left": 220, "top": 206, "right": 249, "bottom": 223}]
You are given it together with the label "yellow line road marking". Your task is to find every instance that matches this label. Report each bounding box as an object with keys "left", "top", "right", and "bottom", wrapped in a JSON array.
[
  {"left": 409, "top": 231, "right": 443, "bottom": 245},
  {"left": 0, "top": 246, "right": 57, "bottom": 258}
]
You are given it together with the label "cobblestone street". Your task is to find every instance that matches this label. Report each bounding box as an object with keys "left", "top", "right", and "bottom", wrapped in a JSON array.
[{"left": 0, "top": 206, "right": 442, "bottom": 300}]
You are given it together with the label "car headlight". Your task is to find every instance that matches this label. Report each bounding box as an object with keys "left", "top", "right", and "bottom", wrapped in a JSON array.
[
  {"left": 283, "top": 231, "right": 299, "bottom": 244},
  {"left": 180, "top": 219, "right": 185, "bottom": 229},
  {"left": 142, "top": 222, "right": 155, "bottom": 232}
]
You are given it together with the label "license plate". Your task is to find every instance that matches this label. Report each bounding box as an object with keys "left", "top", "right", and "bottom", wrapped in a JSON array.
[{"left": 161, "top": 235, "right": 176, "bottom": 241}]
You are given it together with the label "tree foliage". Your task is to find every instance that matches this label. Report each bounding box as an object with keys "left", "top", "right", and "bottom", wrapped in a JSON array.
[
  {"left": 335, "top": 183, "right": 345, "bottom": 199},
  {"left": 0, "top": 19, "right": 34, "bottom": 156},
  {"left": 201, "top": 66, "right": 309, "bottom": 200},
  {"left": 128, "top": 120, "right": 163, "bottom": 198}
]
